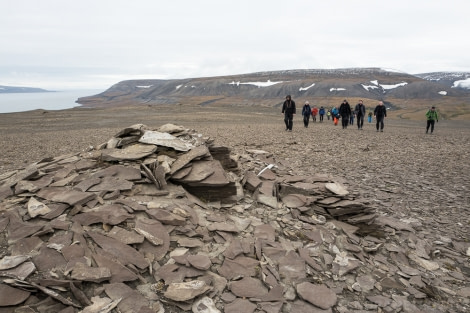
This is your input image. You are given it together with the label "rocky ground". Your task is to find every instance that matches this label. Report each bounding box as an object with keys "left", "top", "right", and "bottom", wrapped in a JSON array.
[{"left": 0, "top": 105, "right": 469, "bottom": 313}]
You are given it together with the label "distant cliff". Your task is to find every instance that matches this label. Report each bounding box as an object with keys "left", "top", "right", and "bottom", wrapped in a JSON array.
[{"left": 0, "top": 85, "right": 53, "bottom": 93}]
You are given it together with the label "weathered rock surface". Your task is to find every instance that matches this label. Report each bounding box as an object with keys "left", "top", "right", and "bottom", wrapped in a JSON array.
[{"left": 0, "top": 122, "right": 469, "bottom": 313}]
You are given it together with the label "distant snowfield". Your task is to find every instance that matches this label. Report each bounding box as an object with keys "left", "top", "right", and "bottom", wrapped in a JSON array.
[
  {"left": 380, "top": 82, "right": 408, "bottom": 89},
  {"left": 453, "top": 78, "right": 470, "bottom": 88},
  {"left": 229, "top": 80, "right": 283, "bottom": 87},
  {"left": 299, "top": 83, "right": 315, "bottom": 91},
  {"left": 362, "top": 84, "right": 379, "bottom": 91},
  {"left": 361, "top": 80, "right": 408, "bottom": 92}
]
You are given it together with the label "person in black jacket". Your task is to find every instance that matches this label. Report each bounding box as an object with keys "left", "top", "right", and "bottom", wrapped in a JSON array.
[
  {"left": 282, "top": 95, "right": 296, "bottom": 131},
  {"left": 355, "top": 100, "right": 366, "bottom": 130},
  {"left": 301, "top": 101, "right": 311, "bottom": 128},
  {"left": 374, "top": 101, "right": 387, "bottom": 132},
  {"left": 338, "top": 99, "right": 351, "bottom": 129}
]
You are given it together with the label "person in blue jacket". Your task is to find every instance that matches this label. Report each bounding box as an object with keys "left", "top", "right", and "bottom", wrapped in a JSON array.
[
  {"left": 331, "top": 107, "right": 339, "bottom": 124},
  {"left": 319, "top": 106, "right": 325, "bottom": 122}
]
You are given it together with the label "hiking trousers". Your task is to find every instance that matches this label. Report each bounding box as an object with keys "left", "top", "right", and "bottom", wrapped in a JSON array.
[
  {"left": 284, "top": 113, "right": 294, "bottom": 130},
  {"left": 376, "top": 116, "right": 385, "bottom": 130},
  {"left": 303, "top": 114, "right": 310, "bottom": 127},
  {"left": 426, "top": 120, "right": 435, "bottom": 133},
  {"left": 357, "top": 115, "right": 364, "bottom": 129}
]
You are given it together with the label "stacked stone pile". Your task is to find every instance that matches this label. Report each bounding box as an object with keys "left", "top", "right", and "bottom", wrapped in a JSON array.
[
  {"left": 0, "top": 124, "right": 469, "bottom": 313},
  {"left": 241, "top": 149, "right": 375, "bottom": 224}
]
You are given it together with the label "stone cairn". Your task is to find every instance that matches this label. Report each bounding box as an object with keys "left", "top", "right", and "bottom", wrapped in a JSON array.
[{"left": 0, "top": 124, "right": 469, "bottom": 313}]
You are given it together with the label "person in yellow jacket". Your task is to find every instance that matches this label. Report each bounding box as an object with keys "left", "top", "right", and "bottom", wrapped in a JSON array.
[{"left": 425, "top": 106, "right": 439, "bottom": 134}]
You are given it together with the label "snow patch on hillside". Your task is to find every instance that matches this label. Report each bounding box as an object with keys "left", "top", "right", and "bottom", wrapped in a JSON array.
[
  {"left": 380, "top": 82, "right": 408, "bottom": 89},
  {"left": 229, "top": 80, "right": 283, "bottom": 87},
  {"left": 453, "top": 78, "right": 470, "bottom": 89},
  {"left": 362, "top": 84, "right": 379, "bottom": 91},
  {"left": 299, "top": 83, "right": 315, "bottom": 91}
]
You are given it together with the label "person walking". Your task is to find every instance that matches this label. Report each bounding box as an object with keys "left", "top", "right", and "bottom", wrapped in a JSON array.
[
  {"left": 319, "top": 106, "right": 325, "bottom": 122},
  {"left": 301, "top": 101, "right": 312, "bottom": 128},
  {"left": 311, "top": 106, "right": 318, "bottom": 122},
  {"left": 425, "top": 106, "right": 439, "bottom": 134},
  {"left": 355, "top": 100, "right": 366, "bottom": 129},
  {"left": 327, "top": 109, "right": 331, "bottom": 121},
  {"left": 349, "top": 111, "right": 355, "bottom": 125},
  {"left": 331, "top": 107, "right": 339, "bottom": 125},
  {"left": 338, "top": 100, "right": 351, "bottom": 129},
  {"left": 374, "top": 101, "right": 387, "bottom": 132},
  {"left": 282, "top": 95, "right": 296, "bottom": 131},
  {"left": 368, "top": 111, "right": 373, "bottom": 123}
]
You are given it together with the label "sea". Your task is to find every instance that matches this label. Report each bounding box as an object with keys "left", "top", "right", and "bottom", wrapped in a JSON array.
[{"left": 0, "top": 89, "right": 104, "bottom": 114}]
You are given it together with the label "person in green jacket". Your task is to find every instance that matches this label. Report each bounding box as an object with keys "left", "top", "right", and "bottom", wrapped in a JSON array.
[{"left": 425, "top": 106, "right": 439, "bottom": 134}]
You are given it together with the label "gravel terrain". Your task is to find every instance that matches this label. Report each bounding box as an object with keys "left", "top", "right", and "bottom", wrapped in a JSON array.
[
  {"left": 0, "top": 105, "right": 469, "bottom": 312},
  {"left": 1, "top": 105, "right": 469, "bottom": 242}
]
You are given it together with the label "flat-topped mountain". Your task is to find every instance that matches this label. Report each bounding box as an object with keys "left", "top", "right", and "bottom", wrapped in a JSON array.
[{"left": 77, "top": 68, "right": 470, "bottom": 119}]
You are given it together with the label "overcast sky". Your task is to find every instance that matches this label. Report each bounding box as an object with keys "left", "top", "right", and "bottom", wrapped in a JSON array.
[{"left": 1, "top": 0, "right": 469, "bottom": 90}]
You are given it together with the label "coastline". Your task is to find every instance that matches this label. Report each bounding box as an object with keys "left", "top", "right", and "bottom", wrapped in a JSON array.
[{"left": 0, "top": 89, "right": 103, "bottom": 113}]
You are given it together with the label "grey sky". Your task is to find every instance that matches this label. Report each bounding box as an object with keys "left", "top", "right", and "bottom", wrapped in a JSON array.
[{"left": 1, "top": 0, "right": 469, "bottom": 89}]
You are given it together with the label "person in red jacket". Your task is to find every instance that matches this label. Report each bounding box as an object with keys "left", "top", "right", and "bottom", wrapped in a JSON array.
[{"left": 311, "top": 106, "right": 319, "bottom": 122}]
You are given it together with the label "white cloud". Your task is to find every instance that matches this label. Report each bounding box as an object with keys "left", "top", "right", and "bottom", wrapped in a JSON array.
[{"left": 0, "top": 0, "right": 469, "bottom": 89}]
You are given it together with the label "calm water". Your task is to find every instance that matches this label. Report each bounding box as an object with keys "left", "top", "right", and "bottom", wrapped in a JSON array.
[{"left": 0, "top": 89, "right": 103, "bottom": 113}]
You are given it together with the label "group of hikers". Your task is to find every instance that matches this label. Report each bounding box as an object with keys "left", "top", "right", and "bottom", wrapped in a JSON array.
[{"left": 282, "top": 95, "right": 439, "bottom": 133}]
